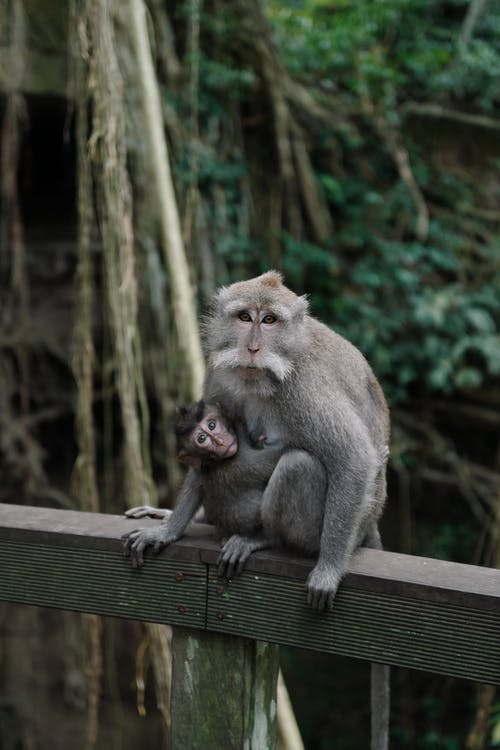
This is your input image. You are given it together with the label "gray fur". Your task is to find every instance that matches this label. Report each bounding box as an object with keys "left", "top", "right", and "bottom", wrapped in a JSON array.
[
  {"left": 123, "top": 413, "right": 284, "bottom": 565},
  {"left": 123, "top": 270, "right": 390, "bottom": 749},
  {"left": 124, "top": 268, "right": 390, "bottom": 603},
  {"left": 200, "top": 420, "right": 282, "bottom": 536},
  {"left": 203, "top": 304, "right": 390, "bottom": 608}
]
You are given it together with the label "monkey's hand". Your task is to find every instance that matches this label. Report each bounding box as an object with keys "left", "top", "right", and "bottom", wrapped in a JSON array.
[
  {"left": 306, "top": 564, "right": 342, "bottom": 612},
  {"left": 218, "top": 534, "right": 269, "bottom": 578},
  {"left": 122, "top": 526, "right": 178, "bottom": 568},
  {"left": 125, "top": 506, "right": 172, "bottom": 520}
]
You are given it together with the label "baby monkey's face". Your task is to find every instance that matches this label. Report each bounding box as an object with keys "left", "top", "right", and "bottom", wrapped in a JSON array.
[{"left": 192, "top": 410, "right": 238, "bottom": 461}]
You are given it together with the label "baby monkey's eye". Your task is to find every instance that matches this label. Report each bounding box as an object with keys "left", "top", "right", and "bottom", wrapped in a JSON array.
[
  {"left": 197, "top": 433, "right": 207, "bottom": 444},
  {"left": 262, "top": 314, "right": 277, "bottom": 325},
  {"left": 238, "top": 311, "right": 252, "bottom": 322},
  {"left": 207, "top": 420, "right": 216, "bottom": 431}
]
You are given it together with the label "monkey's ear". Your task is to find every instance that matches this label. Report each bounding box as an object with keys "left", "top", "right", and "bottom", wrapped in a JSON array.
[
  {"left": 260, "top": 270, "right": 283, "bottom": 288},
  {"left": 178, "top": 451, "right": 202, "bottom": 470},
  {"left": 294, "top": 294, "right": 309, "bottom": 319}
]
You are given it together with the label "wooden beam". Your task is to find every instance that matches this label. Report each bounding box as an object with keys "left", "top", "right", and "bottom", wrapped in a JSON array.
[
  {"left": 171, "top": 629, "right": 279, "bottom": 750},
  {"left": 0, "top": 503, "right": 499, "bottom": 685}
]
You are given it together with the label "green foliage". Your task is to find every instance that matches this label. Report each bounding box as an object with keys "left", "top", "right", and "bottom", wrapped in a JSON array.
[
  {"left": 267, "top": 0, "right": 500, "bottom": 108},
  {"left": 327, "top": 229, "right": 500, "bottom": 403},
  {"left": 175, "top": 0, "right": 500, "bottom": 405},
  {"left": 492, "top": 703, "right": 500, "bottom": 746},
  {"left": 419, "top": 521, "right": 477, "bottom": 563},
  {"left": 264, "top": 0, "right": 500, "bottom": 404},
  {"left": 168, "top": 2, "right": 500, "bottom": 746},
  {"left": 418, "top": 731, "right": 461, "bottom": 750},
  {"left": 412, "top": 692, "right": 467, "bottom": 750}
]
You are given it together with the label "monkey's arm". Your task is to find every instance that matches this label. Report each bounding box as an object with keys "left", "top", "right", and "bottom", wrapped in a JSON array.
[
  {"left": 122, "top": 469, "right": 202, "bottom": 567},
  {"left": 125, "top": 506, "right": 172, "bottom": 520},
  {"left": 125, "top": 506, "right": 208, "bottom": 523}
]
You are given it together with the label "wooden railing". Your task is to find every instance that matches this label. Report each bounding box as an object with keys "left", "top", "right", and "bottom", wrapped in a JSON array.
[{"left": 1, "top": 503, "right": 499, "bottom": 748}]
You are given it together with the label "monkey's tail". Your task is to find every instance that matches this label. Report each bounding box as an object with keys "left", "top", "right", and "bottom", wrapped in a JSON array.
[{"left": 371, "top": 662, "right": 390, "bottom": 750}]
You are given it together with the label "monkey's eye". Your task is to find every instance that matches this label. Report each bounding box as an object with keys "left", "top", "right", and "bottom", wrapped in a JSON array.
[
  {"left": 197, "top": 433, "right": 207, "bottom": 444},
  {"left": 262, "top": 314, "right": 277, "bottom": 325},
  {"left": 207, "top": 420, "right": 216, "bottom": 431},
  {"left": 238, "top": 311, "right": 252, "bottom": 322}
]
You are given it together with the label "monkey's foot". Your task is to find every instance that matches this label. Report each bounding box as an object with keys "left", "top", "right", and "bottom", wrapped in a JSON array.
[
  {"left": 306, "top": 565, "right": 341, "bottom": 612},
  {"left": 217, "top": 535, "right": 264, "bottom": 578},
  {"left": 122, "top": 527, "right": 175, "bottom": 568},
  {"left": 125, "top": 506, "right": 172, "bottom": 520}
]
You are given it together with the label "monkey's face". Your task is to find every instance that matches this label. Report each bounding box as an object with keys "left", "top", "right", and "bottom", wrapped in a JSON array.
[
  {"left": 186, "top": 411, "right": 238, "bottom": 463},
  {"left": 206, "top": 275, "right": 309, "bottom": 384},
  {"left": 230, "top": 307, "right": 293, "bottom": 379}
]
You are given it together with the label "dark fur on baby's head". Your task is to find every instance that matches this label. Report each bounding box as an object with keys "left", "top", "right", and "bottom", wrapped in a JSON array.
[{"left": 174, "top": 400, "right": 206, "bottom": 448}]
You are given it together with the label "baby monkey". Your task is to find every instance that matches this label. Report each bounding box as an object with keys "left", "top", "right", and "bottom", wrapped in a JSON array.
[
  {"left": 175, "top": 400, "right": 266, "bottom": 468},
  {"left": 126, "top": 400, "right": 274, "bottom": 562},
  {"left": 126, "top": 398, "right": 326, "bottom": 575},
  {"left": 124, "top": 400, "right": 241, "bottom": 523}
]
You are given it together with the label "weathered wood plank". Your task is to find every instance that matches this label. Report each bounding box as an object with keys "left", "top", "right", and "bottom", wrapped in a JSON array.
[
  {"left": 0, "top": 503, "right": 499, "bottom": 685},
  {"left": 0, "top": 501, "right": 218, "bottom": 557},
  {"left": 200, "top": 545, "right": 500, "bottom": 611},
  {"left": 206, "top": 568, "right": 500, "bottom": 684},
  {"left": 0, "top": 503, "right": 209, "bottom": 628}
]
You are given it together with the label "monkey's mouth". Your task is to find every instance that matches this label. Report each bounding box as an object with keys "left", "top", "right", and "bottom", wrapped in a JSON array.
[
  {"left": 240, "top": 365, "right": 262, "bottom": 376},
  {"left": 224, "top": 439, "right": 238, "bottom": 457}
]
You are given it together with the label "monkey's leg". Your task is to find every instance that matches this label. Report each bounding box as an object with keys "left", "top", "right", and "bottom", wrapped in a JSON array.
[
  {"left": 217, "top": 533, "right": 277, "bottom": 578},
  {"left": 306, "top": 440, "right": 379, "bottom": 611},
  {"left": 363, "top": 523, "right": 382, "bottom": 549},
  {"left": 261, "top": 450, "right": 327, "bottom": 554}
]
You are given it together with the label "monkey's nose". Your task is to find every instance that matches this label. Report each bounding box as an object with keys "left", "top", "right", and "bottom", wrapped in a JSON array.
[{"left": 248, "top": 346, "right": 260, "bottom": 354}]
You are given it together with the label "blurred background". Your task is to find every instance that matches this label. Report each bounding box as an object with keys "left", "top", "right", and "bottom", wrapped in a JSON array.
[{"left": 0, "top": 0, "right": 499, "bottom": 748}]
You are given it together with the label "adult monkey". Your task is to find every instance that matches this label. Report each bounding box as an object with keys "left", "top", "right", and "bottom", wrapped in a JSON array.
[
  {"left": 125, "top": 270, "right": 390, "bottom": 599},
  {"left": 204, "top": 271, "right": 389, "bottom": 593},
  {"left": 124, "top": 271, "right": 390, "bottom": 749}
]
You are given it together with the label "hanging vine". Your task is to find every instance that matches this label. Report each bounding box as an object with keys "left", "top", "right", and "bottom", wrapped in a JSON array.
[
  {"left": 79, "top": 0, "right": 156, "bottom": 510},
  {"left": 0, "top": 0, "right": 36, "bottom": 503}
]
